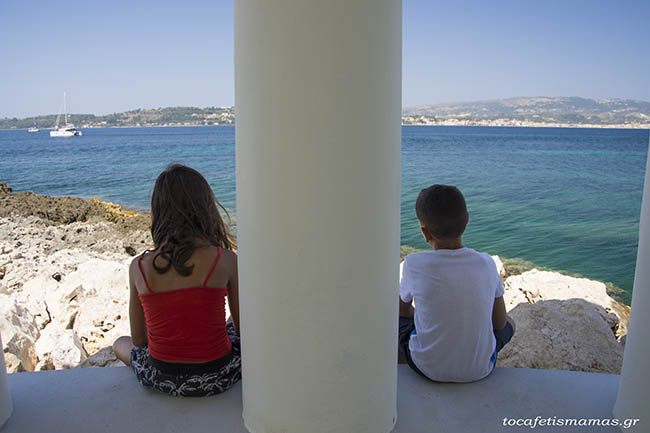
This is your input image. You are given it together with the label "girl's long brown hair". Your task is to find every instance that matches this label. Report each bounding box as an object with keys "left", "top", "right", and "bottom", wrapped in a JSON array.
[{"left": 150, "top": 163, "right": 235, "bottom": 276}]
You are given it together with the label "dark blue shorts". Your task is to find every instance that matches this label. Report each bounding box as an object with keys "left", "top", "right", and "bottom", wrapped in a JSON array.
[
  {"left": 494, "top": 320, "right": 514, "bottom": 352},
  {"left": 398, "top": 317, "right": 514, "bottom": 378},
  {"left": 398, "top": 317, "right": 427, "bottom": 378}
]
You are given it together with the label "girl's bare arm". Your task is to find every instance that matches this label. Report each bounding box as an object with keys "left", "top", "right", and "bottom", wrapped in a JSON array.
[
  {"left": 129, "top": 259, "right": 148, "bottom": 347},
  {"left": 227, "top": 252, "right": 241, "bottom": 334}
]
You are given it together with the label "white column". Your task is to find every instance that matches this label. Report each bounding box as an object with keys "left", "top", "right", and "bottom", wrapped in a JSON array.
[
  {"left": 0, "top": 335, "right": 13, "bottom": 430},
  {"left": 614, "top": 139, "right": 650, "bottom": 432},
  {"left": 235, "top": 1, "right": 401, "bottom": 432}
]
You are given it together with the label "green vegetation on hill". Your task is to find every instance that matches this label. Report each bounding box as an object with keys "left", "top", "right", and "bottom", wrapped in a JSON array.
[{"left": 0, "top": 106, "right": 235, "bottom": 129}]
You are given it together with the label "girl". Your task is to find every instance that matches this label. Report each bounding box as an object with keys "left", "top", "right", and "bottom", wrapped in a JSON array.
[{"left": 113, "top": 164, "right": 241, "bottom": 397}]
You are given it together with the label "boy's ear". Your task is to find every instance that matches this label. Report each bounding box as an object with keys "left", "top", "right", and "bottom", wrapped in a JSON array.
[{"left": 420, "top": 226, "right": 433, "bottom": 243}]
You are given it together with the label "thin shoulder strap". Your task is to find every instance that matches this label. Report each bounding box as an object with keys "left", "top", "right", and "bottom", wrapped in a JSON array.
[
  {"left": 202, "top": 247, "right": 222, "bottom": 287},
  {"left": 137, "top": 253, "right": 154, "bottom": 293}
]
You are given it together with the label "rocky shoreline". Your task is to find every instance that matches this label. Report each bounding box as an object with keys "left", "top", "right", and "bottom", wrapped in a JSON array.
[
  {"left": 1, "top": 182, "right": 151, "bottom": 371},
  {"left": 1, "top": 183, "right": 629, "bottom": 374}
]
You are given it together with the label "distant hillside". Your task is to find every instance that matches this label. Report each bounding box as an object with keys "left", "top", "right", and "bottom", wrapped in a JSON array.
[
  {"left": 3, "top": 97, "right": 650, "bottom": 129},
  {"left": 0, "top": 106, "right": 234, "bottom": 130},
  {"left": 403, "top": 97, "right": 650, "bottom": 126}
]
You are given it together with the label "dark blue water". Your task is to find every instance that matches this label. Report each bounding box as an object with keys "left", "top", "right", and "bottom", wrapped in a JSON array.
[{"left": 1, "top": 126, "right": 648, "bottom": 301}]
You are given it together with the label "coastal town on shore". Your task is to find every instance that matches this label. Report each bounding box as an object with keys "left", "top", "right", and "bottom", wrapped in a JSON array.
[{"left": 401, "top": 115, "right": 650, "bottom": 129}]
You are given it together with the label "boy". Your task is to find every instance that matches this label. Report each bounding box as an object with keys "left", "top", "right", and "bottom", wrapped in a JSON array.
[{"left": 399, "top": 184, "right": 515, "bottom": 382}]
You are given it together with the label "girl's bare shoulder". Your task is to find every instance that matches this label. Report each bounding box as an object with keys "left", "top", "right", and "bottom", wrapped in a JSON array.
[
  {"left": 219, "top": 247, "right": 237, "bottom": 262},
  {"left": 129, "top": 252, "right": 146, "bottom": 274}
]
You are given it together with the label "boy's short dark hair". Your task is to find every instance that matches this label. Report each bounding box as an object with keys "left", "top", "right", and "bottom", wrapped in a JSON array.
[{"left": 415, "top": 184, "right": 468, "bottom": 239}]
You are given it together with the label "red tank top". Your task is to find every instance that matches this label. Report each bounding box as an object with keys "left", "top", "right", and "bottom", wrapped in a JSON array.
[{"left": 137, "top": 247, "right": 232, "bottom": 362}]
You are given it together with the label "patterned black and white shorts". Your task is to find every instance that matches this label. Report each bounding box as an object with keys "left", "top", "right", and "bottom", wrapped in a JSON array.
[{"left": 130, "top": 322, "right": 242, "bottom": 397}]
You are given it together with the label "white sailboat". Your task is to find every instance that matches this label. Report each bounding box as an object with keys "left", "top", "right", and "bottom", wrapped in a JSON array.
[
  {"left": 27, "top": 120, "right": 39, "bottom": 133},
  {"left": 50, "top": 92, "right": 82, "bottom": 137}
]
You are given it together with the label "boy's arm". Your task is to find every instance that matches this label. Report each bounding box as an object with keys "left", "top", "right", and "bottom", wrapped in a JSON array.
[
  {"left": 398, "top": 259, "right": 415, "bottom": 319},
  {"left": 489, "top": 255, "right": 507, "bottom": 330},
  {"left": 492, "top": 296, "right": 507, "bottom": 331},
  {"left": 399, "top": 297, "right": 414, "bottom": 319}
]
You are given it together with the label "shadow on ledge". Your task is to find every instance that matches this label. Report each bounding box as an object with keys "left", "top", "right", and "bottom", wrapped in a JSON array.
[{"left": 4, "top": 365, "right": 620, "bottom": 433}]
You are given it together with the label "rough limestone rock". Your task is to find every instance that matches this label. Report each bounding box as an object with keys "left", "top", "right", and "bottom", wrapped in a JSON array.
[
  {"left": 2, "top": 353, "right": 23, "bottom": 374},
  {"left": 1, "top": 225, "right": 132, "bottom": 370},
  {"left": 0, "top": 294, "right": 39, "bottom": 372},
  {"left": 19, "top": 275, "right": 59, "bottom": 329},
  {"left": 61, "top": 258, "right": 130, "bottom": 302},
  {"left": 43, "top": 287, "right": 81, "bottom": 331},
  {"left": 1, "top": 189, "right": 150, "bottom": 372},
  {"left": 62, "top": 258, "right": 130, "bottom": 355},
  {"left": 79, "top": 346, "right": 122, "bottom": 368},
  {"left": 497, "top": 269, "right": 628, "bottom": 373},
  {"left": 504, "top": 269, "right": 629, "bottom": 337},
  {"left": 496, "top": 299, "right": 624, "bottom": 373},
  {"left": 34, "top": 325, "right": 87, "bottom": 370},
  {"left": 74, "top": 297, "right": 130, "bottom": 356},
  {"left": 491, "top": 255, "right": 506, "bottom": 278}
]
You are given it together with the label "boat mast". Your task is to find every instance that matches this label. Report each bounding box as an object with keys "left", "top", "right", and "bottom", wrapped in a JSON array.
[
  {"left": 53, "top": 95, "right": 61, "bottom": 128},
  {"left": 64, "top": 91, "right": 68, "bottom": 126}
]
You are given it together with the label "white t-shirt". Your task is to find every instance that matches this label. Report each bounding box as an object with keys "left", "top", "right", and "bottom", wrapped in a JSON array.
[{"left": 399, "top": 247, "right": 504, "bottom": 382}]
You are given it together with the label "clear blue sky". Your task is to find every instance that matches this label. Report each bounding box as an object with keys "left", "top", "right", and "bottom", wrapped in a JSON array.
[{"left": 1, "top": 0, "right": 649, "bottom": 118}]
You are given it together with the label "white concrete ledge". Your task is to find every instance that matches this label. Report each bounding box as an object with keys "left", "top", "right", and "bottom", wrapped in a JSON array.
[{"left": 3, "top": 366, "right": 620, "bottom": 433}]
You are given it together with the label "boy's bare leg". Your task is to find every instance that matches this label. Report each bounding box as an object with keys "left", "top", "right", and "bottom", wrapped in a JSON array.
[{"left": 112, "top": 336, "right": 135, "bottom": 366}]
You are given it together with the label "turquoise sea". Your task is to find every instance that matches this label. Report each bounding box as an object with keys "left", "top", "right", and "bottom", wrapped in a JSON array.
[{"left": 0, "top": 126, "right": 648, "bottom": 302}]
